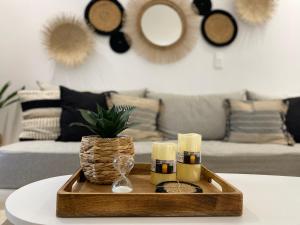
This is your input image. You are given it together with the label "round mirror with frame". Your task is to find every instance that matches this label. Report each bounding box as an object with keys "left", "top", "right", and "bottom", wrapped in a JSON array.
[
  {"left": 140, "top": 1, "right": 185, "bottom": 47},
  {"left": 125, "top": 0, "right": 199, "bottom": 64}
]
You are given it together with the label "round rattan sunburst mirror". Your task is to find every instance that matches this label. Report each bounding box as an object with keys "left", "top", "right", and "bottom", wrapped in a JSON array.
[
  {"left": 235, "top": 0, "right": 276, "bottom": 25},
  {"left": 124, "top": 0, "right": 200, "bottom": 64},
  {"left": 43, "top": 16, "right": 94, "bottom": 67}
]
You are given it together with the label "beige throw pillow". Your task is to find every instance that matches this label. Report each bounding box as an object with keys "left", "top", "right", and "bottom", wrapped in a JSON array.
[
  {"left": 108, "top": 94, "right": 163, "bottom": 141},
  {"left": 225, "top": 99, "right": 294, "bottom": 145}
]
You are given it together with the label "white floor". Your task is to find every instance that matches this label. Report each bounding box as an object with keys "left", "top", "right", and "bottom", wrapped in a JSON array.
[
  {"left": 0, "top": 209, "right": 13, "bottom": 225},
  {"left": 0, "top": 210, "right": 5, "bottom": 223},
  {"left": 0, "top": 210, "right": 10, "bottom": 225},
  {"left": 0, "top": 190, "right": 15, "bottom": 225}
]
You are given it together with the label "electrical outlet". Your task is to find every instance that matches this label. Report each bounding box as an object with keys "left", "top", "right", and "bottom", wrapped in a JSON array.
[{"left": 214, "top": 52, "right": 224, "bottom": 70}]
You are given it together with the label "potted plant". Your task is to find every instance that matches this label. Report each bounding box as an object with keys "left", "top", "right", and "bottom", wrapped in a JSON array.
[
  {"left": 72, "top": 105, "right": 135, "bottom": 184},
  {"left": 0, "top": 82, "right": 24, "bottom": 146}
]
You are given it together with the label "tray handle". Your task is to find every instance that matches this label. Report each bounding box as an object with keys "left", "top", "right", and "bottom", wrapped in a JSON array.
[
  {"left": 60, "top": 168, "right": 84, "bottom": 193},
  {"left": 201, "top": 167, "right": 235, "bottom": 193}
]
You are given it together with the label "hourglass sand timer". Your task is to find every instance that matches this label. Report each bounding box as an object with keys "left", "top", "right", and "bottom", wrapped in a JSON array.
[{"left": 112, "top": 154, "right": 135, "bottom": 193}]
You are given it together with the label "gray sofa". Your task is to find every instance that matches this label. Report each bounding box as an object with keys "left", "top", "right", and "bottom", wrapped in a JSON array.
[{"left": 1, "top": 90, "right": 300, "bottom": 189}]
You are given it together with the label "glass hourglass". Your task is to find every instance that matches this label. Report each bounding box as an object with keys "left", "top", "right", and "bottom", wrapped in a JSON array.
[{"left": 112, "top": 154, "right": 135, "bottom": 193}]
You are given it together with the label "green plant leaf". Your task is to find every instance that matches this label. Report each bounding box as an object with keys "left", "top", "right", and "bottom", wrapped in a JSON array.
[
  {"left": 78, "top": 109, "right": 97, "bottom": 126},
  {"left": 69, "top": 122, "right": 98, "bottom": 134},
  {"left": 0, "top": 84, "right": 24, "bottom": 109},
  {"left": 0, "top": 90, "right": 18, "bottom": 105},
  {"left": 0, "top": 82, "right": 10, "bottom": 100},
  {"left": 96, "top": 104, "right": 103, "bottom": 114},
  {"left": 73, "top": 104, "right": 135, "bottom": 138},
  {"left": 2, "top": 98, "right": 19, "bottom": 108}
]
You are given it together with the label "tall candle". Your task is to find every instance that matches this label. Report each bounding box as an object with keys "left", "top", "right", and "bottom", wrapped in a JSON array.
[
  {"left": 150, "top": 142, "right": 177, "bottom": 185},
  {"left": 177, "top": 133, "right": 202, "bottom": 183}
]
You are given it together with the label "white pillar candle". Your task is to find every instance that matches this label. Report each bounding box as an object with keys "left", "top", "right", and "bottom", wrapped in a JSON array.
[
  {"left": 176, "top": 133, "right": 202, "bottom": 183},
  {"left": 150, "top": 142, "right": 177, "bottom": 185}
]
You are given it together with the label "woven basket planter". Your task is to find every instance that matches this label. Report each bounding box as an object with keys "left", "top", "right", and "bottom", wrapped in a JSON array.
[{"left": 80, "top": 135, "right": 135, "bottom": 184}]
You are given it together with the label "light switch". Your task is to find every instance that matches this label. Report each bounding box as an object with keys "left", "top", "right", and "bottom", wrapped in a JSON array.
[{"left": 214, "top": 52, "right": 224, "bottom": 70}]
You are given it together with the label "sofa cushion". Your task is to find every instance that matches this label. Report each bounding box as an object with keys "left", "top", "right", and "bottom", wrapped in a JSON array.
[
  {"left": 201, "top": 141, "right": 300, "bottom": 176},
  {"left": 247, "top": 91, "right": 300, "bottom": 144},
  {"left": 285, "top": 97, "right": 300, "bottom": 143},
  {"left": 18, "top": 90, "right": 61, "bottom": 141},
  {"left": 1, "top": 140, "right": 300, "bottom": 188},
  {"left": 119, "top": 90, "right": 146, "bottom": 98},
  {"left": 108, "top": 93, "right": 163, "bottom": 141},
  {"left": 225, "top": 99, "right": 294, "bottom": 145},
  {"left": 246, "top": 91, "right": 273, "bottom": 100},
  {"left": 0, "top": 141, "right": 151, "bottom": 188},
  {"left": 57, "top": 86, "right": 109, "bottom": 142},
  {"left": 146, "top": 91, "right": 246, "bottom": 140}
]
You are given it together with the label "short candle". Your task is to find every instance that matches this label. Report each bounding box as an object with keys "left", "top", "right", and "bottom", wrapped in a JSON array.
[
  {"left": 177, "top": 133, "right": 202, "bottom": 183},
  {"left": 150, "top": 142, "right": 177, "bottom": 185}
]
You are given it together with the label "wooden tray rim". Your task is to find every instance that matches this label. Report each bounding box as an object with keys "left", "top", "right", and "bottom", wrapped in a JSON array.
[{"left": 57, "top": 164, "right": 243, "bottom": 196}]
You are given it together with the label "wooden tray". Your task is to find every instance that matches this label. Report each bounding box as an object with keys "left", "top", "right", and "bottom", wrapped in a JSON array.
[{"left": 57, "top": 164, "right": 243, "bottom": 217}]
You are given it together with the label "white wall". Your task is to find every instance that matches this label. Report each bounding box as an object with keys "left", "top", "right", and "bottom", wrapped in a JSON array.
[{"left": 0, "top": 0, "right": 300, "bottom": 144}]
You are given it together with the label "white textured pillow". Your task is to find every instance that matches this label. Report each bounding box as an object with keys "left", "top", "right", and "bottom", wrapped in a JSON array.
[{"left": 18, "top": 90, "right": 61, "bottom": 140}]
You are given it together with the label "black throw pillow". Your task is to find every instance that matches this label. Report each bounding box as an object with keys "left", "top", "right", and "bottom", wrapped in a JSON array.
[
  {"left": 57, "top": 86, "right": 109, "bottom": 142},
  {"left": 285, "top": 97, "right": 300, "bottom": 143}
]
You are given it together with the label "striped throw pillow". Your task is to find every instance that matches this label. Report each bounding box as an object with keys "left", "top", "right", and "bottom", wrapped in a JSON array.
[
  {"left": 18, "top": 90, "right": 61, "bottom": 140},
  {"left": 225, "top": 99, "right": 294, "bottom": 145},
  {"left": 108, "top": 94, "right": 163, "bottom": 141}
]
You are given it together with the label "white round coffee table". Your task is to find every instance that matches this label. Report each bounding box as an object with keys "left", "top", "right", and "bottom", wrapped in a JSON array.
[{"left": 5, "top": 173, "right": 300, "bottom": 225}]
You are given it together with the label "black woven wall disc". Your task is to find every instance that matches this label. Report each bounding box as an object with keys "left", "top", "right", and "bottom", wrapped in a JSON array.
[
  {"left": 110, "top": 31, "right": 131, "bottom": 54},
  {"left": 193, "top": 0, "right": 212, "bottom": 16}
]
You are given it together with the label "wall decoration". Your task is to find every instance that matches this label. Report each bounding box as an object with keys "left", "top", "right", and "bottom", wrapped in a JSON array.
[
  {"left": 43, "top": 16, "right": 94, "bottom": 67},
  {"left": 110, "top": 31, "right": 131, "bottom": 54},
  {"left": 201, "top": 10, "right": 238, "bottom": 47},
  {"left": 124, "top": 0, "right": 200, "bottom": 64},
  {"left": 192, "top": 0, "right": 212, "bottom": 16},
  {"left": 85, "top": 0, "right": 124, "bottom": 35},
  {"left": 235, "top": 0, "right": 276, "bottom": 25}
]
